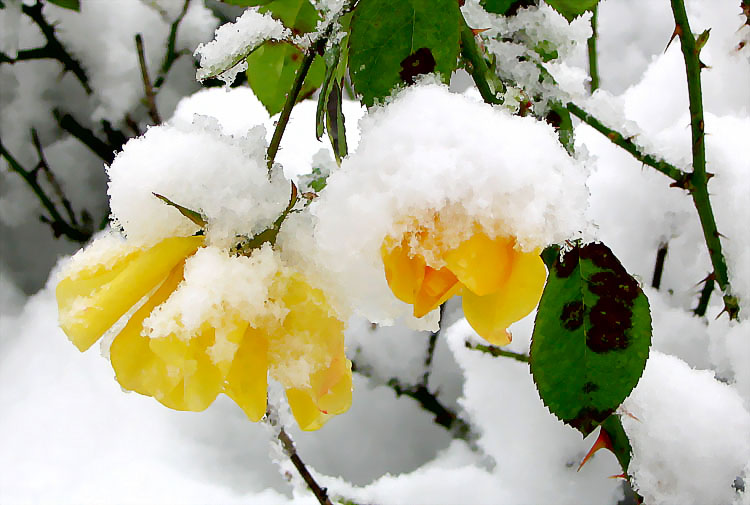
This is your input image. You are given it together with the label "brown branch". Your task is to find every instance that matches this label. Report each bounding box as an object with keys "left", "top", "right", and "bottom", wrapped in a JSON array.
[
  {"left": 276, "top": 428, "right": 333, "bottom": 505},
  {"left": 13, "top": 1, "right": 92, "bottom": 94},
  {"left": 30, "top": 128, "right": 78, "bottom": 227},
  {"left": 0, "top": 136, "right": 90, "bottom": 242},
  {"left": 135, "top": 34, "right": 162, "bottom": 125}
]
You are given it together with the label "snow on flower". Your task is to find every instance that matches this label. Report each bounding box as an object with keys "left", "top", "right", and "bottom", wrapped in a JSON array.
[
  {"left": 381, "top": 216, "right": 546, "bottom": 345},
  {"left": 55, "top": 115, "right": 351, "bottom": 430},
  {"left": 288, "top": 83, "right": 588, "bottom": 333}
]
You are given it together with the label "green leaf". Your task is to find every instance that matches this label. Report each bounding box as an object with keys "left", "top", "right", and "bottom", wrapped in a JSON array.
[
  {"left": 326, "top": 80, "right": 348, "bottom": 163},
  {"left": 316, "top": 43, "right": 342, "bottom": 139},
  {"left": 260, "top": 0, "right": 320, "bottom": 33},
  {"left": 348, "top": 0, "right": 461, "bottom": 107},
  {"left": 246, "top": 42, "right": 325, "bottom": 115},
  {"left": 547, "top": 102, "right": 574, "bottom": 154},
  {"left": 152, "top": 193, "right": 207, "bottom": 228},
  {"left": 543, "top": 0, "right": 598, "bottom": 22},
  {"left": 530, "top": 242, "right": 651, "bottom": 436},
  {"left": 48, "top": 0, "right": 80, "bottom": 11}
]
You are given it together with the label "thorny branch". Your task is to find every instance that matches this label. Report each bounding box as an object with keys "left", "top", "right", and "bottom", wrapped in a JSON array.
[
  {"left": 465, "top": 341, "right": 530, "bottom": 363},
  {"left": 670, "top": 0, "right": 739, "bottom": 319},
  {"left": 0, "top": 1, "right": 92, "bottom": 94},
  {"left": 565, "top": 103, "right": 687, "bottom": 182}
]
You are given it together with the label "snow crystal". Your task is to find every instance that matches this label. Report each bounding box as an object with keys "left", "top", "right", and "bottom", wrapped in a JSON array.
[
  {"left": 107, "top": 117, "right": 289, "bottom": 247},
  {"left": 195, "top": 9, "right": 289, "bottom": 85},
  {"left": 622, "top": 351, "right": 750, "bottom": 505},
  {"left": 290, "top": 83, "right": 588, "bottom": 327}
]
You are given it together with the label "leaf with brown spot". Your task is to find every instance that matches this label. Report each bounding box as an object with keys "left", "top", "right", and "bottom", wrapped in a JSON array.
[{"left": 530, "top": 242, "right": 651, "bottom": 436}]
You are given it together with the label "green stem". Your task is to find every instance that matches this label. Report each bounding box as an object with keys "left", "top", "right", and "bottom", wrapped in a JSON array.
[
  {"left": 693, "top": 274, "right": 714, "bottom": 317},
  {"left": 154, "top": 0, "right": 191, "bottom": 90},
  {"left": 266, "top": 0, "right": 359, "bottom": 172},
  {"left": 459, "top": 17, "right": 505, "bottom": 105},
  {"left": 670, "top": 0, "right": 738, "bottom": 319},
  {"left": 0, "top": 138, "right": 90, "bottom": 242},
  {"left": 587, "top": 5, "right": 599, "bottom": 93},
  {"left": 566, "top": 103, "right": 686, "bottom": 181},
  {"left": 465, "top": 341, "right": 530, "bottom": 363}
]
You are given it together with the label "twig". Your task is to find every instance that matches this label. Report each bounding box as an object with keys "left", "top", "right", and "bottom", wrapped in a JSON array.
[
  {"left": 465, "top": 341, "right": 530, "bottom": 363},
  {"left": 54, "top": 110, "right": 117, "bottom": 163},
  {"left": 135, "top": 34, "right": 162, "bottom": 124},
  {"left": 459, "top": 17, "right": 505, "bottom": 105},
  {"left": 670, "top": 0, "right": 739, "bottom": 319},
  {"left": 10, "top": 2, "right": 92, "bottom": 94},
  {"left": 30, "top": 128, "right": 78, "bottom": 226},
  {"left": 0, "top": 137, "right": 90, "bottom": 242},
  {"left": 566, "top": 103, "right": 687, "bottom": 182},
  {"left": 277, "top": 428, "right": 334, "bottom": 505},
  {"left": 651, "top": 242, "right": 668, "bottom": 290},
  {"left": 587, "top": 5, "right": 599, "bottom": 93},
  {"left": 153, "top": 0, "right": 191, "bottom": 90},
  {"left": 387, "top": 378, "right": 472, "bottom": 441},
  {"left": 351, "top": 359, "right": 473, "bottom": 441},
  {"left": 420, "top": 303, "right": 445, "bottom": 387}
]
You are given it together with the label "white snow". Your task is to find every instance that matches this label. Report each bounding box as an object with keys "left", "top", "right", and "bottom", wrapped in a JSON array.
[{"left": 195, "top": 8, "right": 289, "bottom": 86}]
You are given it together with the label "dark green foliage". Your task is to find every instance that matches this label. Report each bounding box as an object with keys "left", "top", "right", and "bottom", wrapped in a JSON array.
[
  {"left": 246, "top": 42, "right": 325, "bottom": 115},
  {"left": 48, "top": 0, "right": 80, "bottom": 11},
  {"left": 348, "top": 0, "right": 461, "bottom": 107},
  {"left": 530, "top": 243, "right": 651, "bottom": 436}
]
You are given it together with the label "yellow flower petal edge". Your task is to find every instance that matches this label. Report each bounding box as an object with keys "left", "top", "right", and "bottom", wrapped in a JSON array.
[
  {"left": 461, "top": 248, "right": 547, "bottom": 345},
  {"left": 57, "top": 235, "right": 204, "bottom": 351},
  {"left": 381, "top": 221, "right": 548, "bottom": 345}
]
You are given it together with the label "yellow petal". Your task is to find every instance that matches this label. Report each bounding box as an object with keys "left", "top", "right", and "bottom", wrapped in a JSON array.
[
  {"left": 224, "top": 326, "right": 269, "bottom": 422},
  {"left": 286, "top": 387, "right": 332, "bottom": 431},
  {"left": 110, "top": 262, "right": 186, "bottom": 398},
  {"left": 381, "top": 235, "right": 426, "bottom": 305},
  {"left": 57, "top": 235, "right": 204, "bottom": 352},
  {"left": 312, "top": 357, "right": 352, "bottom": 416},
  {"left": 462, "top": 249, "right": 547, "bottom": 345},
  {"left": 151, "top": 325, "right": 224, "bottom": 412},
  {"left": 413, "top": 266, "right": 460, "bottom": 318},
  {"left": 444, "top": 233, "right": 514, "bottom": 296}
]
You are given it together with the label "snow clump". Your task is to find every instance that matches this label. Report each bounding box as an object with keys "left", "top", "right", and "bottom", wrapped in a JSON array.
[
  {"left": 107, "top": 118, "right": 289, "bottom": 247},
  {"left": 622, "top": 351, "right": 750, "bottom": 505},
  {"left": 286, "top": 82, "right": 589, "bottom": 329},
  {"left": 195, "top": 8, "right": 289, "bottom": 85}
]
